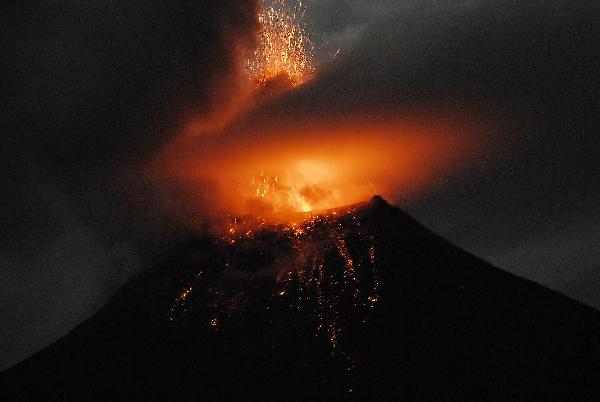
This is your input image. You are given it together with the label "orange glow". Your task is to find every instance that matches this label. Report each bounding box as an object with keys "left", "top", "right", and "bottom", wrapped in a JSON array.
[{"left": 150, "top": 114, "right": 483, "bottom": 225}]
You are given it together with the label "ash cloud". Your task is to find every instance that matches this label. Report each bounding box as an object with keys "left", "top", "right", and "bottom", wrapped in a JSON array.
[{"left": 1, "top": 0, "right": 258, "bottom": 370}]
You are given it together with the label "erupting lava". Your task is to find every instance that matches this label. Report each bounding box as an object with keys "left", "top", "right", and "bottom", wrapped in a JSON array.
[
  {"left": 250, "top": 170, "right": 313, "bottom": 213},
  {"left": 246, "top": 159, "right": 341, "bottom": 215},
  {"left": 144, "top": 0, "right": 491, "bottom": 386},
  {"left": 245, "top": 0, "right": 315, "bottom": 87}
]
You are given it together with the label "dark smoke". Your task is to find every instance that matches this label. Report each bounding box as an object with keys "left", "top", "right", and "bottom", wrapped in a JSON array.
[{"left": 1, "top": 0, "right": 258, "bottom": 370}]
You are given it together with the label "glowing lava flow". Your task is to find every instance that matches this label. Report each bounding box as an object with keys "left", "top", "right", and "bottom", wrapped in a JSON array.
[
  {"left": 245, "top": 0, "right": 316, "bottom": 87},
  {"left": 273, "top": 209, "right": 381, "bottom": 350},
  {"left": 167, "top": 203, "right": 381, "bottom": 357}
]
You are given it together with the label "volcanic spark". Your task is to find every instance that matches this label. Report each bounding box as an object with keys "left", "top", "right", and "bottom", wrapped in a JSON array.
[
  {"left": 245, "top": 0, "right": 316, "bottom": 87},
  {"left": 168, "top": 202, "right": 382, "bottom": 358}
]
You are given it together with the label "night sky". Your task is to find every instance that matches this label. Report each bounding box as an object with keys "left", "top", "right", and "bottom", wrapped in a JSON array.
[{"left": 2, "top": 0, "right": 599, "bottom": 371}]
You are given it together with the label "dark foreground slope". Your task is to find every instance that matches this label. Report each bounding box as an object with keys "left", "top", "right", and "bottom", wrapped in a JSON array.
[{"left": 2, "top": 196, "right": 600, "bottom": 401}]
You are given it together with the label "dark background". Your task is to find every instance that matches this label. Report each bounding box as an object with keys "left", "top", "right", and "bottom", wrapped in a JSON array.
[{"left": 2, "top": 0, "right": 599, "bottom": 371}]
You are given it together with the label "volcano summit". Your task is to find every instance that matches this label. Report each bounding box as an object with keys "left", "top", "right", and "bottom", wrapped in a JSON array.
[{"left": 2, "top": 197, "right": 600, "bottom": 400}]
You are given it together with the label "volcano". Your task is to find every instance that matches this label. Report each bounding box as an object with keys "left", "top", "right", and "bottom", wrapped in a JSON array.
[{"left": 2, "top": 196, "right": 600, "bottom": 400}]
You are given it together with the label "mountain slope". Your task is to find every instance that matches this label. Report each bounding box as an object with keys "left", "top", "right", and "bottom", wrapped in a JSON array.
[{"left": 2, "top": 196, "right": 600, "bottom": 400}]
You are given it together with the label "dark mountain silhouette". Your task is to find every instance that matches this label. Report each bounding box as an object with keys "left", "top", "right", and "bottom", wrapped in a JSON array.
[{"left": 2, "top": 196, "right": 600, "bottom": 400}]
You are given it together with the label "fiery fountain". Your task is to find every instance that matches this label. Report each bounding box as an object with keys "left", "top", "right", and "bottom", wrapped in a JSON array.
[{"left": 245, "top": 0, "right": 316, "bottom": 87}]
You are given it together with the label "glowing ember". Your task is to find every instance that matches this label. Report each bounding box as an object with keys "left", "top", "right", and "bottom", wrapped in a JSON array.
[
  {"left": 151, "top": 116, "right": 482, "bottom": 225},
  {"left": 168, "top": 285, "right": 194, "bottom": 320},
  {"left": 168, "top": 203, "right": 381, "bottom": 358},
  {"left": 246, "top": 0, "right": 315, "bottom": 87},
  {"left": 246, "top": 164, "right": 333, "bottom": 215}
]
